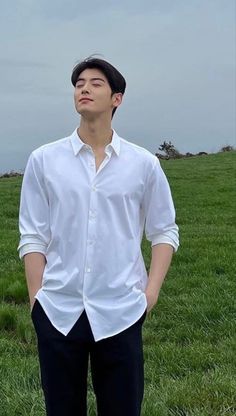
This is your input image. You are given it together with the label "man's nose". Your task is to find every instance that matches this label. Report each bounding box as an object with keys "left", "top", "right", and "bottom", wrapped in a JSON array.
[{"left": 81, "top": 82, "right": 90, "bottom": 94}]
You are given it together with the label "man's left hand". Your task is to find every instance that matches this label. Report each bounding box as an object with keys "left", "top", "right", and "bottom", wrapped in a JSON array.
[{"left": 145, "top": 287, "right": 159, "bottom": 313}]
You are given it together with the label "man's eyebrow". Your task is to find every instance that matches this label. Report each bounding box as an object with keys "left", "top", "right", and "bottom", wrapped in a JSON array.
[{"left": 76, "top": 77, "right": 106, "bottom": 82}]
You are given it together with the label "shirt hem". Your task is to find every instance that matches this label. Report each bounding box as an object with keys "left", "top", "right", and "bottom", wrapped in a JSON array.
[{"left": 91, "top": 303, "right": 148, "bottom": 342}]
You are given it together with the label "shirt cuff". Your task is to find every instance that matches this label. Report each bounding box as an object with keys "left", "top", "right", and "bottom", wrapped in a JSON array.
[
  {"left": 150, "top": 233, "right": 179, "bottom": 252},
  {"left": 18, "top": 243, "right": 47, "bottom": 259}
]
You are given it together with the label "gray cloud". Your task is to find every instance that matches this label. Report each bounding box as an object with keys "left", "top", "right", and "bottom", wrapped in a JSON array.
[
  {"left": 2, "top": 0, "right": 187, "bottom": 21},
  {"left": 0, "top": 59, "right": 52, "bottom": 68}
]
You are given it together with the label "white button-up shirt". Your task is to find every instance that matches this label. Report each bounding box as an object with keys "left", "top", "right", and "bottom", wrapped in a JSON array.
[{"left": 18, "top": 129, "right": 179, "bottom": 341}]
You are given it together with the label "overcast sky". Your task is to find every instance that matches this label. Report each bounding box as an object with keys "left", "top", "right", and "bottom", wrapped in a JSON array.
[{"left": 0, "top": 0, "right": 235, "bottom": 173}]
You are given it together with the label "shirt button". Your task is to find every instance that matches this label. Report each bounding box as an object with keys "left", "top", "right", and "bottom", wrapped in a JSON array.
[
  {"left": 86, "top": 267, "right": 91, "bottom": 273},
  {"left": 84, "top": 296, "right": 88, "bottom": 302},
  {"left": 92, "top": 186, "right": 97, "bottom": 191},
  {"left": 89, "top": 210, "right": 96, "bottom": 218}
]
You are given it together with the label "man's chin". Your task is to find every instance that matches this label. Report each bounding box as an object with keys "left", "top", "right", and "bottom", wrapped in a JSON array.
[
  {"left": 77, "top": 109, "right": 98, "bottom": 120},
  {"left": 78, "top": 108, "right": 103, "bottom": 118}
]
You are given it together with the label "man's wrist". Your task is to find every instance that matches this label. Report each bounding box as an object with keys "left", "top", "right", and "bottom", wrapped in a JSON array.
[{"left": 146, "top": 276, "right": 162, "bottom": 296}]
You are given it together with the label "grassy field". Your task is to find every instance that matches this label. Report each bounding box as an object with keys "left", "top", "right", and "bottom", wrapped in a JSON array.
[{"left": 0, "top": 151, "right": 235, "bottom": 415}]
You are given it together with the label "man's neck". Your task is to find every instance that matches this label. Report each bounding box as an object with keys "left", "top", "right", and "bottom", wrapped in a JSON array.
[{"left": 78, "top": 118, "right": 113, "bottom": 150}]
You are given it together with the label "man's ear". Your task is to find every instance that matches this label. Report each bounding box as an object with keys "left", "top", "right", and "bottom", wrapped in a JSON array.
[{"left": 112, "top": 92, "right": 123, "bottom": 110}]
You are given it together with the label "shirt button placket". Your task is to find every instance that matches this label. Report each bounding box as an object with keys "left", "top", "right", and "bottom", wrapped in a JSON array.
[{"left": 83, "top": 153, "right": 97, "bottom": 304}]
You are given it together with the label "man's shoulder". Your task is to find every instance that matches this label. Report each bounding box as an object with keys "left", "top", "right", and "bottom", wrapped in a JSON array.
[
  {"left": 119, "top": 135, "right": 157, "bottom": 164},
  {"left": 31, "top": 135, "right": 71, "bottom": 160}
]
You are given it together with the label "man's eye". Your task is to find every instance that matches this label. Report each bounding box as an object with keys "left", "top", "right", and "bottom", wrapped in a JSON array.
[
  {"left": 92, "top": 83, "right": 102, "bottom": 87},
  {"left": 76, "top": 83, "right": 84, "bottom": 88}
]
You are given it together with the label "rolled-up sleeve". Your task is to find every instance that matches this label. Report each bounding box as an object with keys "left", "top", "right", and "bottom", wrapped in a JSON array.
[
  {"left": 143, "top": 158, "right": 179, "bottom": 252},
  {"left": 17, "top": 151, "right": 50, "bottom": 259}
]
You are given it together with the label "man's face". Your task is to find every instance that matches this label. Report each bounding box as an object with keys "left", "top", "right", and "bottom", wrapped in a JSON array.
[{"left": 74, "top": 68, "right": 122, "bottom": 119}]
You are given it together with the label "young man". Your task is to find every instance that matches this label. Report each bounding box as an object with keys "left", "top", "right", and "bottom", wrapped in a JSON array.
[{"left": 18, "top": 57, "right": 179, "bottom": 416}]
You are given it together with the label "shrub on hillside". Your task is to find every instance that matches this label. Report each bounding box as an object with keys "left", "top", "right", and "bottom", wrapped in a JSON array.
[
  {"left": 0, "top": 171, "right": 22, "bottom": 178},
  {"left": 220, "top": 145, "right": 234, "bottom": 152}
]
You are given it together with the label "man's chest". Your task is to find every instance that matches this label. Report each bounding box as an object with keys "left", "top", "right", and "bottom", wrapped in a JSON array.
[
  {"left": 94, "top": 150, "right": 107, "bottom": 173},
  {"left": 44, "top": 154, "right": 146, "bottom": 209}
]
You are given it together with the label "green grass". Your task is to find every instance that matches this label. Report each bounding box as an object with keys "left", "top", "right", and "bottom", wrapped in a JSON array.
[{"left": 0, "top": 151, "right": 235, "bottom": 415}]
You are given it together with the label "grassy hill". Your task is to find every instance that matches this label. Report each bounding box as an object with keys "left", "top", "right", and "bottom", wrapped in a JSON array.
[{"left": 0, "top": 151, "right": 235, "bottom": 415}]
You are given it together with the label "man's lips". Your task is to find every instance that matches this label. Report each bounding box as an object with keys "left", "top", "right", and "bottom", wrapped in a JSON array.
[{"left": 79, "top": 98, "right": 93, "bottom": 102}]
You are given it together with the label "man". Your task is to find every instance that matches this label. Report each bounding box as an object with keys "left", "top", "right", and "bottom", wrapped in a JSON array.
[{"left": 18, "top": 57, "right": 179, "bottom": 416}]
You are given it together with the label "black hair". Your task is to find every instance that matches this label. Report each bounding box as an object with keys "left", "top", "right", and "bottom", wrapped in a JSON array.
[{"left": 71, "top": 56, "right": 126, "bottom": 117}]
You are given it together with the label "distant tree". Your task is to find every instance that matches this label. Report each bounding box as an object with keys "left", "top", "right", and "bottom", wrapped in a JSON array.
[{"left": 157, "top": 140, "right": 182, "bottom": 159}]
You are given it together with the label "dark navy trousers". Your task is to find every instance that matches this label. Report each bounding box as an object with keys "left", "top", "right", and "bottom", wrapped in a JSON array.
[{"left": 31, "top": 300, "right": 146, "bottom": 416}]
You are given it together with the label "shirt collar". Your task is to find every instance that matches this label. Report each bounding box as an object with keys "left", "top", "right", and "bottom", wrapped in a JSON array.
[{"left": 70, "top": 128, "right": 121, "bottom": 157}]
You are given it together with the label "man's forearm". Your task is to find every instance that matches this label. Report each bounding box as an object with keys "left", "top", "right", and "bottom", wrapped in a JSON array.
[
  {"left": 145, "top": 243, "right": 174, "bottom": 312},
  {"left": 24, "top": 252, "right": 46, "bottom": 309}
]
